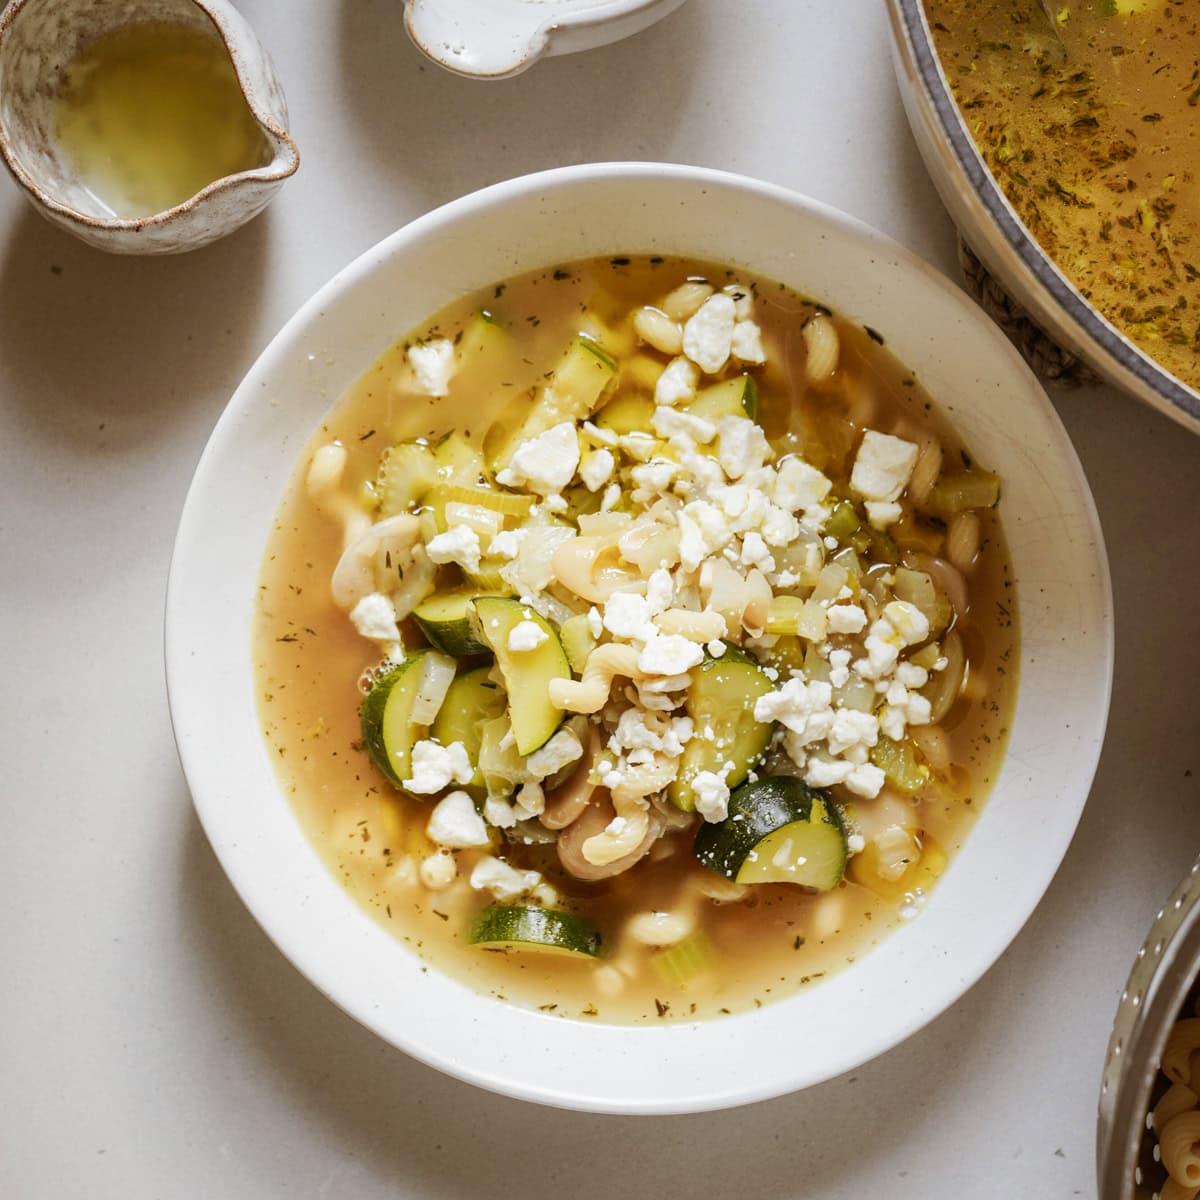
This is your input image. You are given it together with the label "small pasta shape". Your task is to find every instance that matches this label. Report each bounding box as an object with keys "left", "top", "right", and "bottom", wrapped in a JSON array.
[
  {"left": 947, "top": 511, "right": 982, "bottom": 572},
  {"left": 1163, "top": 1020, "right": 1200, "bottom": 1086},
  {"left": 802, "top": 314, "right": 839, "bottom": 384},
  {"left": 330, "top": 513, "right": 421, "bottom": 609},
  {"left": 633, "top": 306, "right": 683, "bottom": 355},
  {"left": 1156, "top": 1083, "right": 1200, "bottom": 1132},
  {"left": 654, "top": 608, "right": 727, "bottom": 642},
  {"left": 1161, "top": 1177, "right": 1200, "bottom": 1200},
  {"left": 549, "top": 643, "right": 641, "bottom": 714},
  {"left": 582, "top": 791, "right": 654, "bottom": 866},
  {"left": 908, "top": 438, "right": 943, "bottom": 507},
  {"left": 552, "top": 535, "right": 646, "bottom": 603},
  {"left": 1160, "top": 1110, "right": 1200, "bottom": 1187},
  {"left": 661, "top": 280, "right": 713, "bottom": 321}
]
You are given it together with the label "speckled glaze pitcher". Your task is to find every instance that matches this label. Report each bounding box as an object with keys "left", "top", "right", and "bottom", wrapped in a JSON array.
[{"left": 0, "top": 0, "right": 299, "bottom": 254}]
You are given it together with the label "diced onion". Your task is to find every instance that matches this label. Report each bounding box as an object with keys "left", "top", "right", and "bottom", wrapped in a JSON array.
[{"left": 411, "top": 652, "right": 457, "bottom": 725}]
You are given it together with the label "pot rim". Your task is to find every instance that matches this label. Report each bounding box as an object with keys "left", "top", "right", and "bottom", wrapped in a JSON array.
[{"left": 890, "top": 0, "right": 1200, "bottom": 427}]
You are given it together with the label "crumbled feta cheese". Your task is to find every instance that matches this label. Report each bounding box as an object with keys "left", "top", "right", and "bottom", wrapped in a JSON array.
[
  {"left": 731, "top": 320, "right": 766, "bottom": 364},
  {"left": 850, "top": 431, "right": 919, "bottom": 503},
  {"left": 408, "top": 339, "right": 456, "bottom": 396},
  {"left": 804, "top": 754, "right": 855, "bottom": 788},
  {"left": 740, "top": 530, "right": 775, "bottom": 573},
  {"left": 722, "top": 282, "right": 754, "bottom": 320},
  {"left": 717, "top": 415, "right": 770, "bottom": 480},
  {"left": 652, "top": 405, "right": 717, "bottom": 445},
  {"left": 580, "top": 448, "right": 616, "bottom": 492},
  {"left": 508, "top": 620, "right": 549, "bottom": 653},
  {"left": 865, "top": 500, "right": 903, "bottom": 530},
  {"left": 587, "top": 606, "right": 604, "bottom": 639},
  {"left": 755, "top": 678, "right": 836, "bottom": 746},
  {"left": 469, "top": 855, "right": 542, "bottom": 903},
  {"left": 760, "top": 504, "right": 801, "bottom": 548},
  {"left": 604, "top": 592, "right": 657, "bottom": 641},
  {"left": 707, "top": 639, "right": 727, "bottom": 657},
  {"left": 895, "top": 662, "right": 929, "bottom": 689},
  {"left": 350, "top": 592, "right": 400, "bottom": 643},
  {"left": 883, "top": 600, "right": 930, "bottom": 647},
  {"left": 847, "top": 833, "right": 866, "bottom": 854},
  {"left": 638, "top": 632, "right": 705, "bottom": 676},
  {"left": 425, "top": 524, "right": 482, "bottom": 574},
  {"left": 483, "top": 795, "right": 518, "bottom": 829},
  {"left": 426, "top": 790, "right": 490, "bottom": 848},
  {"left": 655, "top": 356, "right": 699, "bottom": 407},
  {"left": 682, "top": 293, "right": 737, "bottom": 374},
  {"left": 405, "top": 741, "right": 475, "bottom": 795},
  {"left": 600, "top": 482, "right": 622, "bottom": 511},
  {"left": 495, "top": 421, "right": 580, "bottom": 494},
  {"left": 645, "top": 567, "right": 675, "bottom": 614},
  {"left": 692, "top": 770, "right": 732, "bottom": 822},
  {"left": 526, "top": 729, "right": 583, "bottom": 779},
  {"left": 489, "top": 528, "right": 524, "bottom": 560},
  {"left": 827, "top": 709, "right": 880, "bottom": 756},
  {"left": 827, "top": 604, "right": 868, "bottom": 635},
  {"left": 844, "top": 762, "right": 886, "bottom": 798},
  {"left": 418, "top": 850, "right": 457, "bottom": 890}
]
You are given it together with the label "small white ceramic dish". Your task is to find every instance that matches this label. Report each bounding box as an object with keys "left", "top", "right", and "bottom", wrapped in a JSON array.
[
  {"left": 0, "top": 0, "right": 299, "bottom": 254},
  {"left": 165, "top": 163, "right": 1113, "bottom": 1114},
  {"left": 402, "top": 0, "right": 689, "bottom": 78}
]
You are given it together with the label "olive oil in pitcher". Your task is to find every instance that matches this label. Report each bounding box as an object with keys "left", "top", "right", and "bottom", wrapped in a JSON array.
[{"left": 55, "top": 22, "right": 269, "bottom": 219}]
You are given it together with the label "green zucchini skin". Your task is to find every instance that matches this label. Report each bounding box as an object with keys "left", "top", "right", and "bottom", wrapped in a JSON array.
[
  {"left": 693, "top": 776, "right": 848, "bottom": 890},
  {"left": 359, "top": 655, "right": 426, "bottom": 789},
  {"left": 430, "top": 666, "right": 506, "bottom": 791},
  {"left": 414, "top": 590, "right": 492, "bottom": 656},
  {"left": 669, "top": 647, "right": 775, "bottom": 811},
  {"left": 469, "top": 905, "right": 601, "bottom": 958}
]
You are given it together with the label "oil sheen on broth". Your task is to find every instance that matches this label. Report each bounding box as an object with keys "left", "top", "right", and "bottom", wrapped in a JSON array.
[
  {"left": 926, "top": 0, "right": 1200, "bottom": 390},
  {"left": 255, "top": 257, "right": 1017, "bottom": 1024}
]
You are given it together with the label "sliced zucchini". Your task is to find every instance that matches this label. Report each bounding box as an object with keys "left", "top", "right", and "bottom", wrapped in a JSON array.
[
  {"left": 471, "top": 597, "right": 570, "bottom": 756},
  {"left": 558, "top": 612, "right": 599, "bottom": 674},
  {"left": 457, "top": 310, "right": 509, "bottom": 366},
  {"left": 669, "top": 648, "right": 775, "bottom": 812},
  {"left": 687, "top": 375, "right": 759, "bottom": 423},
  {"left": 360, "top": 652, "right": 433, "bottom": 790},
  {"left": 870, "top": 736, "right": 928, "bottom": 796},
  {"left": 469, "top": 905, "right": 601, "bottom": 958},
  {"left": 694, "top": 776, "right": 848, "bottom": 889},
  {"left": 922, "top": 469, "right": 1001, "bottom": 517},
  {"left": 432, "top": 431, "right": 487, "bottom": 488},
  {"left": 493, "top": 336, "right": 617, "bottom": 468},
  {"left": 595, "top": 391, "right": 654, "bottom": 435},
  {"left": 414, "top": 590, "right": 494, "bottom": 656},
  {"left": 431, "top": 667, "right": 506, "bottom": 791}
]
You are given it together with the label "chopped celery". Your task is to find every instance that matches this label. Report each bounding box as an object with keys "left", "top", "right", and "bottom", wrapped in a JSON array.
[
  {"left": 765, "top": 595, "right": 806, "bottom": 636},
  {"left": 890, "top": 512, "right": 945, "bottom": 556},
  {"left": 432, "top": 432, "right": 487, "bottom": 488},
  {"left": 753, "top": 634, "right": 808, "bottom": 677},
  {"left": 594, "top": 391, "right": 654, "bottom": 435},
  {"left": 824, "top": 500, "right": 861, "bottom": 543},
  {"left": 923, "top": 470, "right": 1001, "bottom": 517},
  {"left": 652, "top": 930, "right": 715, "bottom": 987},
  {"left": 871, "top": 736, "right": 928, "bottom": 795},
  {"left": 377, "top": 441, "right": 438, "bottom": 516},
  {"left": 559, "top": 613, "right": 599, "bottom": 674}
]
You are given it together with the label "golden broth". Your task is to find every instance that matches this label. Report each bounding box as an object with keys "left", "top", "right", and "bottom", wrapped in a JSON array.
[
  {"left": 254, "top": 257, "right": 1018, "bottom": 1023},
  {"left": 927, "top": 0, "right": 1200, "bottom": 389},
  {"left": 55, "top": 22, "right": 268, "bottom": 218}
]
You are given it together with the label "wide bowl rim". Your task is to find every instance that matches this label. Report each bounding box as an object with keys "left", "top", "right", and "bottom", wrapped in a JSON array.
[
  {"left": 165, "top": 161, "right": 1114, "bottom": 1114},
  {"left": 888, "top": 0, "right": 1200, "bottom": 429}
]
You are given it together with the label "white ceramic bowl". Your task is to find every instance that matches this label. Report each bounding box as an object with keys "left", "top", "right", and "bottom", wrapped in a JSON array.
[
  {"left": 165, "top": 163, "right": 1113, "bottom": 1114},
  {"left": 402, "top": 0, "right": 689, "bottom": 78}
]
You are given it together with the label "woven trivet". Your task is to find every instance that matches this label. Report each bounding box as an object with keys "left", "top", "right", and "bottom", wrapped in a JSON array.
[{"left": 957, "top": 238, "right": 1100, "bottom": 388}]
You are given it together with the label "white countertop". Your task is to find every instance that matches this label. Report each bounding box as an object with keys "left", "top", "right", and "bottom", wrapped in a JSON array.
[{"left": 3, "top": 2, "right": 1198, "bottom": 1196}]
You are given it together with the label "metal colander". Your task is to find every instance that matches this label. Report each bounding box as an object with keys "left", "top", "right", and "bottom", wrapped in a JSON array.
[{"left": 1098, "top": 859, "right": 1200, "bottom": 1200}]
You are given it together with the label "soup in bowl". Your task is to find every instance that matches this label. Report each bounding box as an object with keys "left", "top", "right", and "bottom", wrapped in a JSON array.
[{"left": 166, "top": 163, "right": 1112, "bottom": 1112}]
